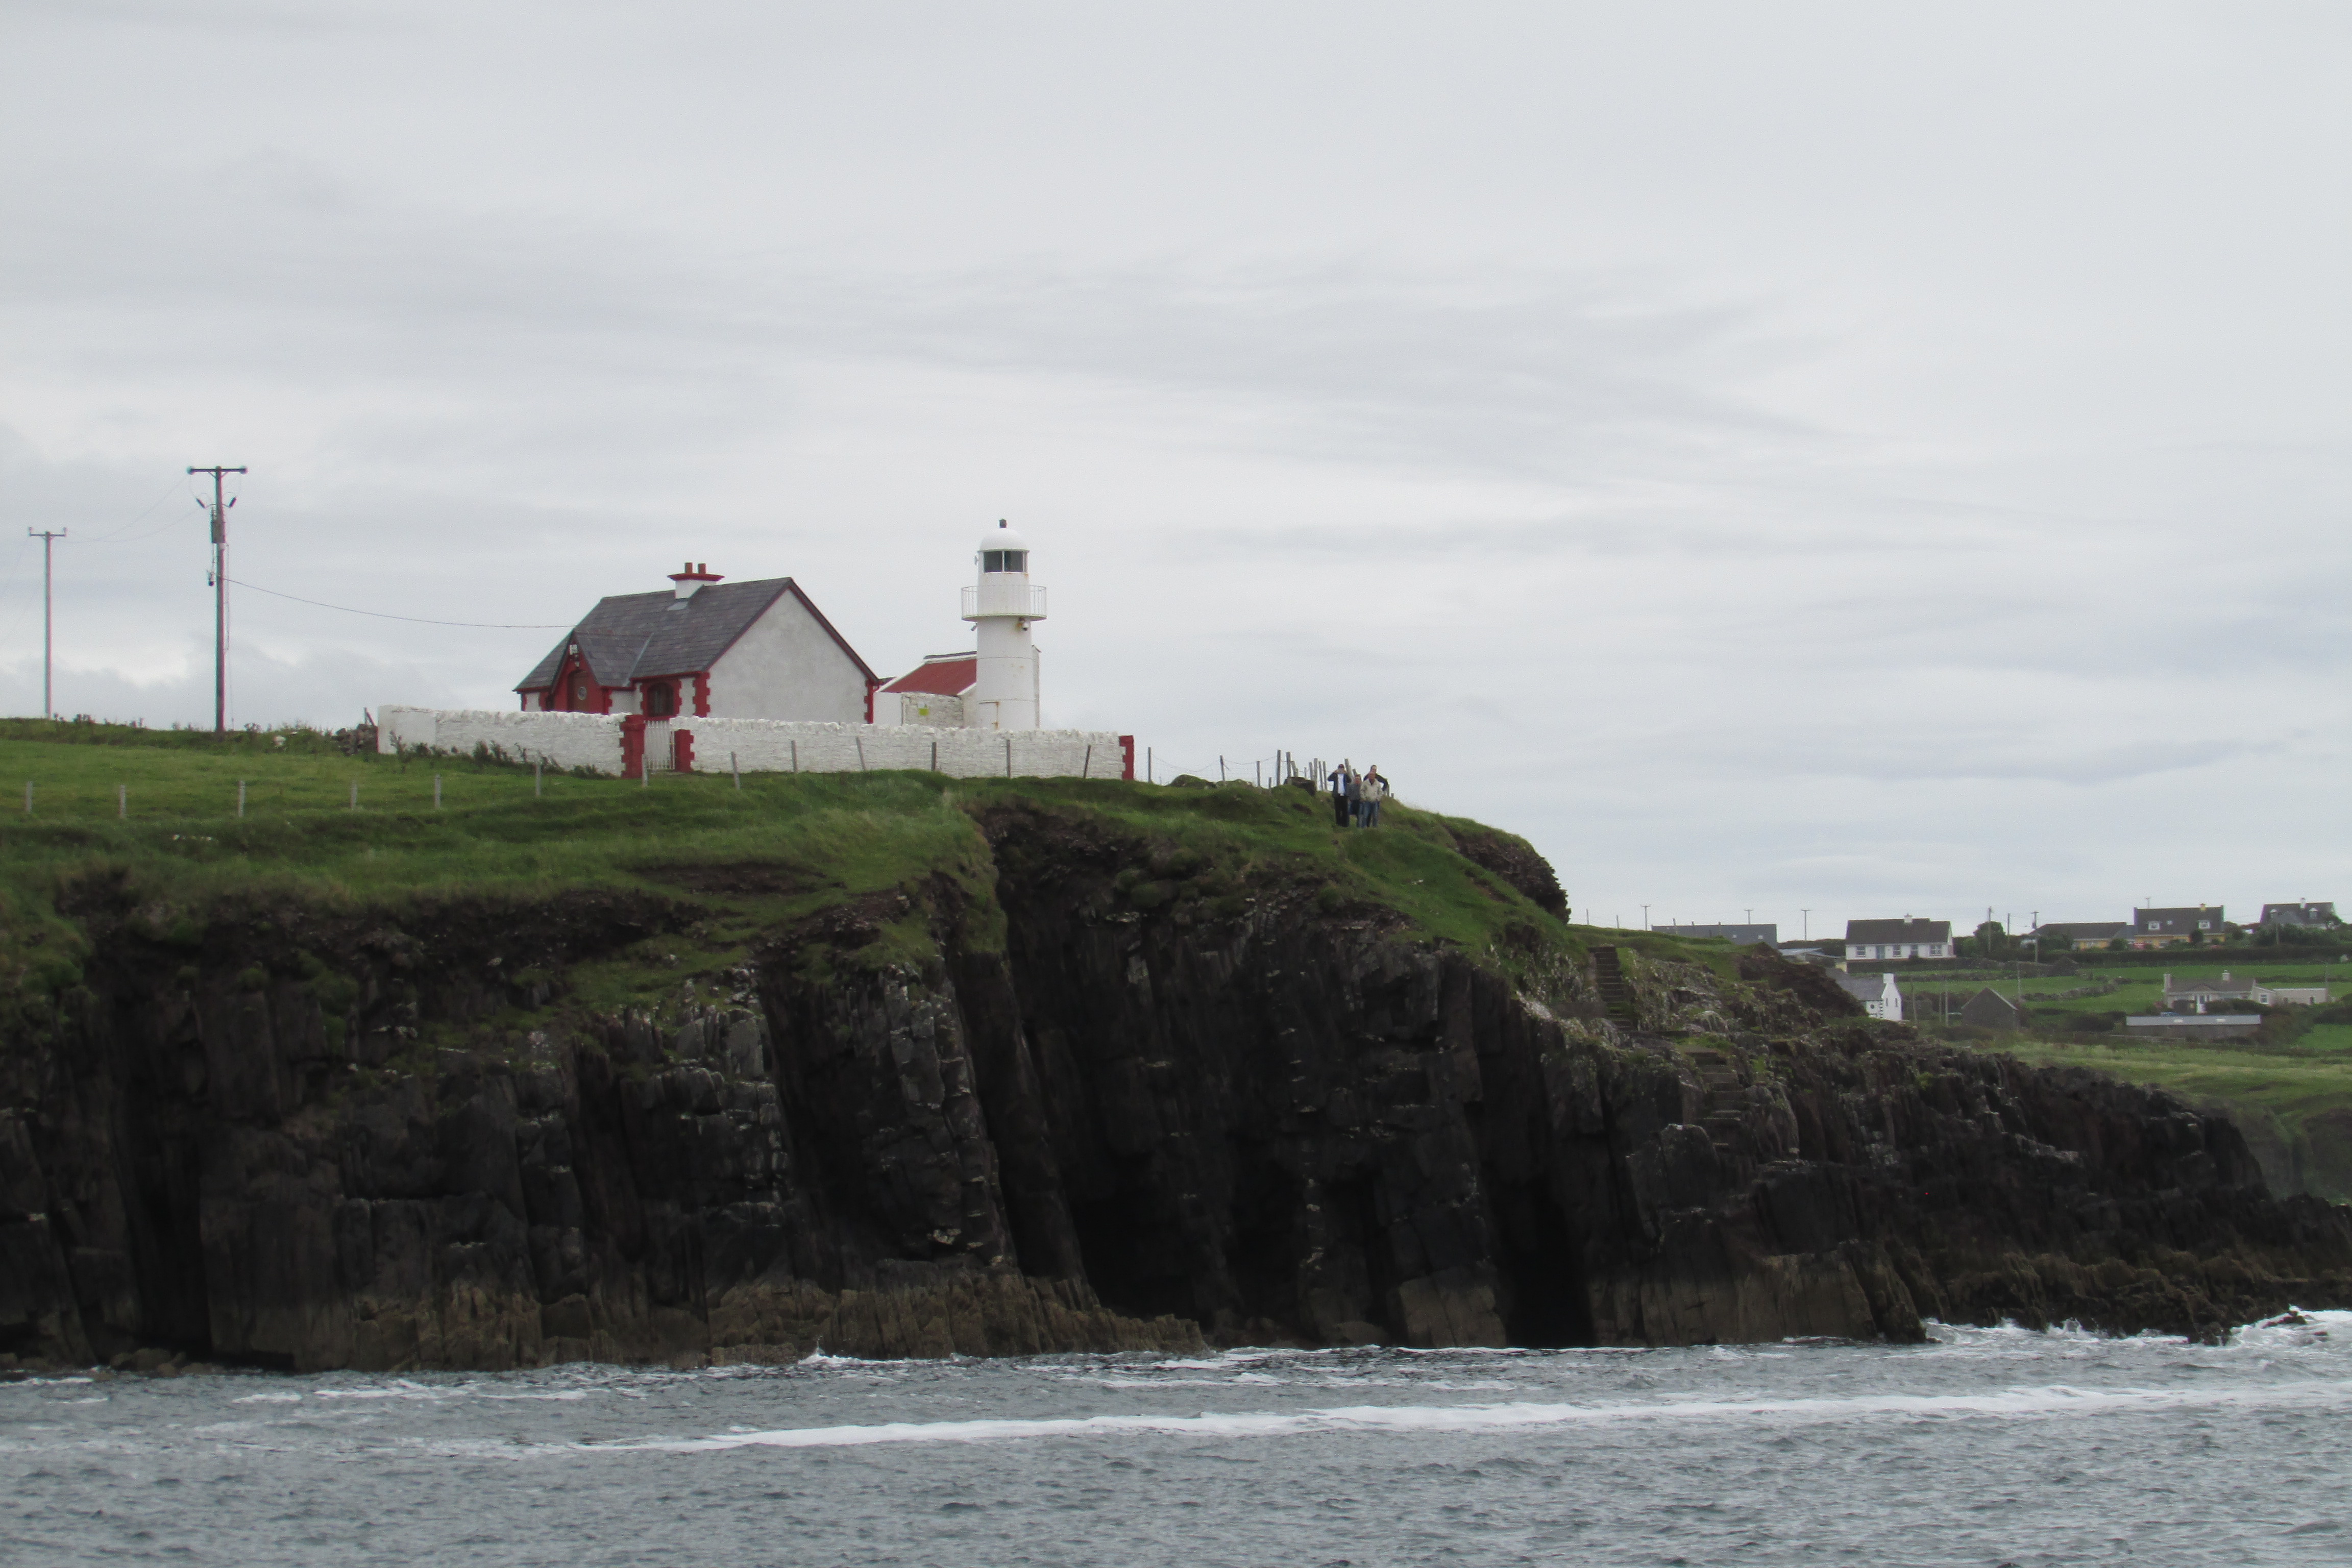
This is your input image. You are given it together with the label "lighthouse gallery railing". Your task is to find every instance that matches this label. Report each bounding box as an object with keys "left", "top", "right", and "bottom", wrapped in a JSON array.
[{"left": 961, "top": 582, "right": 1047, "bottom": 621}]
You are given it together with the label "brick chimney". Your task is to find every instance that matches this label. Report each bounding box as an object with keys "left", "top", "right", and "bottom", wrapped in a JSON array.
[{"left": 670, "top": 561, "right": 722, "bottom": 600}]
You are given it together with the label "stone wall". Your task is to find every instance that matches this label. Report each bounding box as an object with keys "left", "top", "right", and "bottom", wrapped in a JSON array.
[
  {"left": 379, "top": 706, "right": 626, "bottom": 773},
  {"left": 379, "top": 706, "right": 1131, "bottom": 780}
]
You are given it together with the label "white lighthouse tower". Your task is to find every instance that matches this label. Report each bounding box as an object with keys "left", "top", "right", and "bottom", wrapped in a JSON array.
[{"left": 962, "top": 519, "right": 1045, "bottom": 730}]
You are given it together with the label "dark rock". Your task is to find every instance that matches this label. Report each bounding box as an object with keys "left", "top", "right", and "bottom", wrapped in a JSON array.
[
  {"left": 1, "top": 819, "right": 2346, "bottom": 1370},
  {"left": 1445, "top": 827, "right": 1568, "bottom": 917}
]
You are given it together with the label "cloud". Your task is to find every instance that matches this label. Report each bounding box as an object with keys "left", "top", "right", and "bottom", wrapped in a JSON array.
[{"left": 0, "top": 2, "right": 2344, "bottom": 931}]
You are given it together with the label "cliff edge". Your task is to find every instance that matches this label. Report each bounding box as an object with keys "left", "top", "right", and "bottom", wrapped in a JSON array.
[{"left": 2, "top": 751, "right": 2346, "bottom": 1370}]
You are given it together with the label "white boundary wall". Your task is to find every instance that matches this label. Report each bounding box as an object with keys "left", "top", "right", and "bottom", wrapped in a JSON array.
[
  {"left": 379, "top": 706, "right": 1129, "bottom": 780},
  {"left": 380, "top": 707, "right": 626, "bottom": 773}
]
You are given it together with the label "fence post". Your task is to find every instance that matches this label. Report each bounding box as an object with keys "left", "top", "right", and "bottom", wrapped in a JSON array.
[
  {"left": 930, "top": 739, "right": 938, "bottom": 774},
  {"left": 856, "top": 734, "right": 867, "bottom": 772},
  {"left": 1006, "top": 737, "right": 1013, "bottom": 777},
  {"left": 791, "top": 739, "right": 798, "bottom": 774},
  {"left": 237, "top": 780, "right": 246, "bottom": 818},
  {"left": 1219, "top": 755, "right": 1225, "bottom": 781},
  {"left": 349, "top": 778, "right": 359, "bottom": 811},
  {"left": 1082, "top": 744, "right": 1092, "bottom": 778},
  {"left": 1147, "top": 746, "right": 1152, "bottom": 783},
  {"left": 434, "top": 774, "right": 443, "bottom": 809},
  {"left": 731, "top": 751, "right": 741, "bottom": 791},
  {"left": 118, "top": 784, "right": 126, "bottom": 819},
  {"left": 534, "top": 757, "right": 543, "bottom": 797}
]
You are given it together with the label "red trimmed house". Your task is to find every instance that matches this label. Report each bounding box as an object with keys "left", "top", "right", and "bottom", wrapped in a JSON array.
[
  {"left": 517, "top": 564, "right": 878, "bottom": 724},
  {"left": 871, "top": 652, "right": 980, "bottom": 727}
]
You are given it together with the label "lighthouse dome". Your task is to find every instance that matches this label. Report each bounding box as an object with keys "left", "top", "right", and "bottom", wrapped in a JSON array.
[{"left": 977, "top": 521, "right": 1030, "bottom": 553}]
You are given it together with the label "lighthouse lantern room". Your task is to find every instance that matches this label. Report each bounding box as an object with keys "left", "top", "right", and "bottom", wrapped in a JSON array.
[{"left": 962, "top": 520, "right": 1046, "bottom": 730}]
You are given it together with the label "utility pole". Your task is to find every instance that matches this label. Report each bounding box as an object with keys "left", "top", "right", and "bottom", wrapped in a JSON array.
[
  {"left": 188, "top": 465, "right": 244, "bottom": 732},
  {"left": 26, "top": 528, "right": 64, "bottom": 718},
  {"left": 1800, "top": 910, "right": 1810, "bottom": 940}
]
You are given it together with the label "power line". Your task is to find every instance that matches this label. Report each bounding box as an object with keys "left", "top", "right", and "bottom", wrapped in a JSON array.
[
  {"left": 227, "top": 578, "right": 571, "bottom": 629},
  {"left": 83, "top": 477, "right": 197, "bottom": 543}
]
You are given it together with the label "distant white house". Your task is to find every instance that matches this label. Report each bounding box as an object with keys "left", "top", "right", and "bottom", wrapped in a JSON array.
[
  {"left": 2162, "top": 971, "right": 2330, "bottom": 1009},
  {"left": 1846, "top": 918, "right": 1953, "bottom": 961},
  {"left": 1834, "top": 970, "right": 1903, "bottom": 1021}
]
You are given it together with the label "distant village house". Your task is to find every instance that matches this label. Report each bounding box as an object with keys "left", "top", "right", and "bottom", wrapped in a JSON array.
[
  {"left": 2162, "top": 971, "right": 2330, "bottom": 1010},
  {"left": 1846, "top": 918, "right": 1953, "bottom": 961},
  {"left": 2033, "top": 921, "right": 2131, "bottom": 949},
  {"left": 1834, "top": 970, "right": 1903, "bottom": 1021},
  {"left": 2260, "top": 901, "right": 2338, "bottom": 930},
  {"left": 2127, "top": 905, "right": 2224, "bottom": 948}
]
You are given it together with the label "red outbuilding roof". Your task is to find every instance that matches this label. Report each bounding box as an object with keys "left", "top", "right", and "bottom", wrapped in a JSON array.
[{"left": 879, "top": 655, "right": 976, "bottom": 696}]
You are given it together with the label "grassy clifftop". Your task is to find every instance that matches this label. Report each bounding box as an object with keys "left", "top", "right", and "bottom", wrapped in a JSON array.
[{"left": 0, "top": 719, "right": 1697, "bottom": 1045}]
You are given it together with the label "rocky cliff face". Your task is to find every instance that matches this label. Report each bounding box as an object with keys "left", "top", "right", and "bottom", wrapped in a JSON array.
[{"left": 4, "top": 815, "right": 2347, "bottom": 1373}]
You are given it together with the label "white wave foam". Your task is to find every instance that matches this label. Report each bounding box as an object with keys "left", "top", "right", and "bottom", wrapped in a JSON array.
[{"left": 594, "top": 1379, "right": 2352, "bottom": 1454}]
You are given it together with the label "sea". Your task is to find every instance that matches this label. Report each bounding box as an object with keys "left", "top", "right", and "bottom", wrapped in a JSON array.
[{"left": 6, "top": 1316, "right": 2350, "bottom": 1567}]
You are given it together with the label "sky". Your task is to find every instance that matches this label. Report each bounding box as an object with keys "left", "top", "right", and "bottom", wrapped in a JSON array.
[{"left": 1, "top": 0, "right": 2345, "bottom": 937}]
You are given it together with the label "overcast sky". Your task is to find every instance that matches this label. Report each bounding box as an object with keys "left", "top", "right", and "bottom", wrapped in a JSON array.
[{"left": 3, "top": 1, "right": 2345, "bottom": 936}]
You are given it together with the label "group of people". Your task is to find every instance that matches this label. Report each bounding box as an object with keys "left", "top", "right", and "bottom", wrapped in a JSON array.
[{"left": 1324, "top": 762, "right": 1389, "bottom": 828}]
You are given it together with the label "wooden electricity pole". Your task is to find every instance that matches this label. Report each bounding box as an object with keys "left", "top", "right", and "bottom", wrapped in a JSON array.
[
  {"left": 188, "top": 465, "right": 245, "bottom": 732},
  {"left": 26, "top": 528, "right": 64, "bottom": 718}
]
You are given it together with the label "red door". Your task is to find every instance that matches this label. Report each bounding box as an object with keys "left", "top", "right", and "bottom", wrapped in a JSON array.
[{"left": 550, "top": 654, "right": 604, "bottom": 713}]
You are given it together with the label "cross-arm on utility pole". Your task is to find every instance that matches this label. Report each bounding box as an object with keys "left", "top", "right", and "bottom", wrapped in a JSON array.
[
  {"left": 26, "top": 528, "right": 65, "bottom": 719},
  {"left": 188, "top": 464, "right": 246, "bottom": 733}
]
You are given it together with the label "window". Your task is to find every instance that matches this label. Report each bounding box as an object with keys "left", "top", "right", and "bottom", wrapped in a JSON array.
[
  {"left": 982, "top": 549, "right": 1027, "bottom": 574},
  {"left": 643, "top": 681, "right": 678, "bottom": 718}
]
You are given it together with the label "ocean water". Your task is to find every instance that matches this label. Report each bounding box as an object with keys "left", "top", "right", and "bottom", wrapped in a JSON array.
[{"left": 6, "top": 1317, "right": 2351, "bottom": 1566}]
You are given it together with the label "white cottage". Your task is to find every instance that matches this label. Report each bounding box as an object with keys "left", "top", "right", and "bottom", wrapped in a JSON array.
[{"left": 514, "top": 565, "right": 877, "bottom": 722}]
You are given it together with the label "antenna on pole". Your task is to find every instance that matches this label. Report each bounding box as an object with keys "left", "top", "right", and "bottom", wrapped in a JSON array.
[
  {"left": 188, "top": 465, "right": 246, "bottom": 733},
  {"left": 26, "top": 528, "right": 65, "bottom": 719}
]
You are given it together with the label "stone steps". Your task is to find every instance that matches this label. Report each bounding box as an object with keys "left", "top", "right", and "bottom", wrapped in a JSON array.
[{"left": 1591, "top": 945, "right": 1639, "bottom": 1024}]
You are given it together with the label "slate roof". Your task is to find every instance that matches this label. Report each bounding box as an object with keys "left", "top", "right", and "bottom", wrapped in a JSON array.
[
  {"left": 2260, "top": 902, "right": 2337, "bottom": 927},
  {"left": 516, "top": 578, "right": 875, "bottom": 692},
  {"left": 879, "top": 654, "right": 978, "bottom": 697},
  {"left": 1958, "top": 988, "right": 2024, "bottom": 1027},
  {"left": 2038, "top": 922, "right": 2130, "bottom": 941},
  {"left": 2164, "top": 972, "right": 2257, "bottom": 998},
  {"left": 1846, "top": 918, "right": 1952, "bottom": 944},
  {"left": 1834, "top": 971, "right": 1895, "bottom": 1003},
  {"left": 2134, "top": 906, "right": 2224, "bottom": 935}
]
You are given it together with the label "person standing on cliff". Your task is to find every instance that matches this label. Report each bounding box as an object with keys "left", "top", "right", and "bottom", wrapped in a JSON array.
[
  {"left": 1326, "top": 761, "right": 1354, "bottom": 828},
  {"left": 1361, "top": 766, "right": 1387, "bottom": 827}
]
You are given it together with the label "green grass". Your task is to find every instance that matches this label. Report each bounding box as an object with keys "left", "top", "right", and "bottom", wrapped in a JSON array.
[{"left": 0, "top": 721, "right": 1648, "bottom": 1035}]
